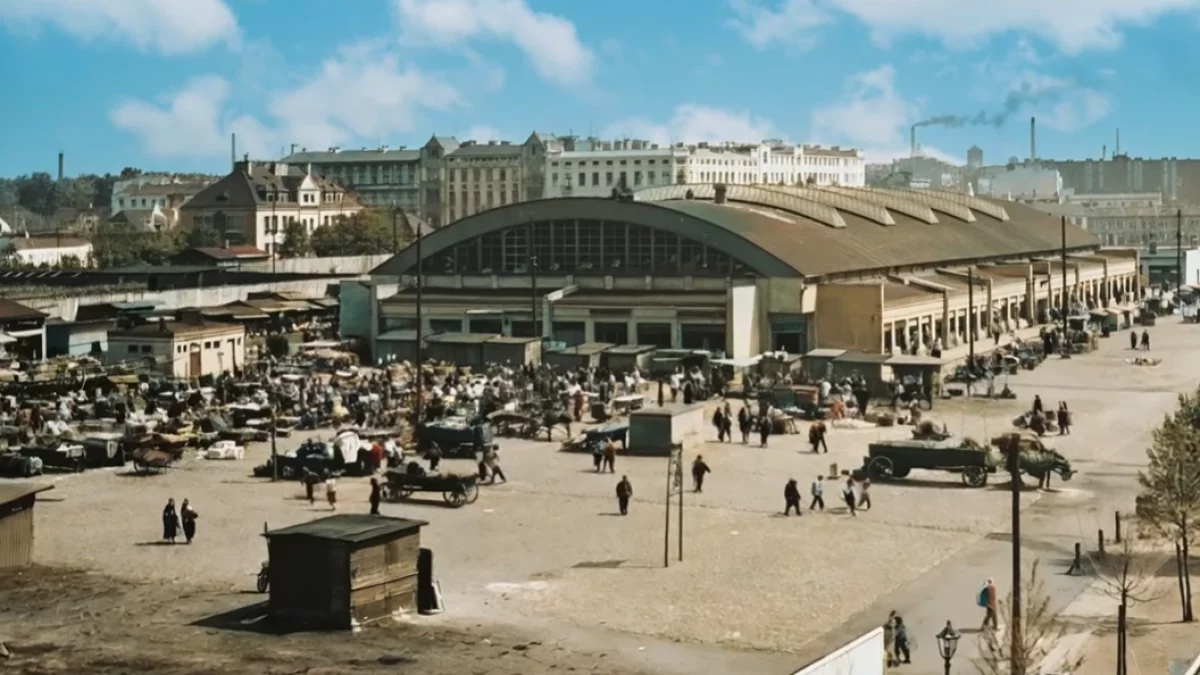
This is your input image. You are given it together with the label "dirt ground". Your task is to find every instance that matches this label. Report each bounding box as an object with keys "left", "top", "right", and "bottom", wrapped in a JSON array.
[{"left": 0, "top": 566, "right": 651, "bottom": 675}]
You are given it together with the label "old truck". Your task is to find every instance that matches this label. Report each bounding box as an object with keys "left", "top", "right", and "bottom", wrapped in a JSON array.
[{"left": 862, "top": 432, "right": 1074, "bottom": 488}]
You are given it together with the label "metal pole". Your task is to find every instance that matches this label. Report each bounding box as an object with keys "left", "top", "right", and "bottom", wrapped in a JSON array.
[
  {"left": 391, "top": 201, "right": 398, "bottom": 254},
  {"left": 1010, "top": 440, "right": 1024, "bottom": 675},
  {"left": 269, "top": 360, "right": 278, "bottom": 481},
  {"left": 414, "top": 220, "right": 424, "bottom": 425},
  {"left": 529, "top": 218, "right": 538, "bottom": 338},
  {"left": 664, "top": 461, "right": 671, "bottom": 569},
  {"left": 1060, "top": 216, "right": 1071, "bottom": 359},
  {"left": 1177, "top": 208, "right": 1183, "bottom": 292},
  {"left": 967, "top": 267, "right": 975, "bottom": 366},
  {"left": 678, "top": 467, "right": 683, "bottom": 562},
  {"left": 943, "top": 657, "right": 951, "bottom": 675},
  {"left": 271, "top": 200, "right": 277, "bottom": 274}
]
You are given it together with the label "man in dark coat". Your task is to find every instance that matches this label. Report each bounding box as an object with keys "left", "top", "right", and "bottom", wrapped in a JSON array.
[
  {"left": 784, "top": 479, "right": 802, "bottom": 516},
  {"left": 616, "top": 476, "right": 633, "bottom": 515},
  {"left": 369, "top": 477, "right": 382, "bottom": 515},
  {"left": 691, "top": 455, "right": 711, "bottom": 492}
]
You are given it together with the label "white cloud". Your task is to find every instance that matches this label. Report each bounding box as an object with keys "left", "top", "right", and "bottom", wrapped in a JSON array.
[
  {"left": 603, "top": 105, "right": 774, "bottom": 145},
  {"left": 112, "top": 45, "right": 463, "bottom": 160},
  {"left": 267, "top": 43, "right": 463, "bottom": 151},
  {"left": 727, "top": 0, "right": 828, "bottom": 49},
  {"left": 730, "top": 0, "right": 1200, "bottom": 53},
  {"left": 0, "top": 0, "right": 239, "bottom": 54},
  {"left": 810, "top": 65, "right": 915, "bottom": 154},
  {"left": 110, "top": 76, "right": 273, "bottom": 160},
  {"left": 460, "top": 125, "right": 505, "bottom": 141},
  {"left": 974, "top": 51, "right": 1112, "bottom": 133},
  {"left": 393, "top": 0, "right": 593, "bottom": 87}
]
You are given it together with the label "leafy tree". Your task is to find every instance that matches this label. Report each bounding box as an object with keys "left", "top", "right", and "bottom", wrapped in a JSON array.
[
  {"left": 975, "top": 561, "right": 1084, "bottom": 674},
  {"left": 310, "top": 209, "right": 400, "bottom": 256},
  {"left": 278, "top": 220, "right": 311, "bottom": 257},
  {"left": 58, "top": 254, "right": 83, "bottom": 269},
  {"left": 92, "top": 220, "right": 183, "bottom": 267},
  {"left": 1138, "top": 391, "right": 1200, "bottom": 622},
  {"left": 184, "top": 220, "right": 222, "bottom": 248},
  {"left": 17, "top": 172, "right": 58, "bottom": 216}
]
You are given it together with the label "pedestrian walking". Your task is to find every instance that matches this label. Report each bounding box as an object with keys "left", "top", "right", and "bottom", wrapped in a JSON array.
[
  {"left": 809, "top": 421, "right": 828, "bottom": 453},
  {"left": 1057, "top": 401, "right": 1071, "bottom": 435},
  {"left": 883, "top": 611, "right": 897, "bottom": 667},
  {"left": 979, "top": 578, "right": 999, "bottom": 630},
  {"left": 857, "top": 477, "right": 872, "bottom": 510},
  {"left": 713, "top": 408, "right": 727, "bottom": 442},
  {"left": 180, "top": 499, "right": 198, "bottom": 544},
  {"left": 738, "top": 406, "right": 751, "bottom": 443},
  {"left": 842, "top": 478, "right": 857, "bottom": 516},
  {"left": 591, "top": 442, "right": 603, "bottom": 472},
  {"left": 303, "top": 468, "right": 319, "bottom": 505},
  {"left": 486, "top": 444, "right": 507, "bottom": 483},
  {"left": 326, "top": 476, "right": 338, "bottom": 510},
  {"left": 810, "top": 476, "right": 826, "bottom": 511},
  {"left": 616, "top": 475, "right": 633, "bottom": 515},
  {"left": 893, "top": 616, "right": 911, "bottom": 664},
  {"left": 602, "top": 437, "right": 617, "bottom": 473},
  {"left": 1129, "top": 329, "right": 1138, "bottom": 350},
  {"left": 162, "top": 498, "right": 179, "bottom": 544},
  {"left": 1141, "top": 329, "right": 1151, "bottom": 350},
  {"left": 692, "top": 455, "right": 711, "bottom": 492},
  {"left": 784, "top": 478, "right": 802, "bottom": 515},
  {"left": 426, "top": 445, "right": 442, "bottom": 472},
  {"left": 369, "top": 477, "right": 382, "bottom": 515},
  {"left": 758, "top": 415, "right": 771, "bottom": 448}
]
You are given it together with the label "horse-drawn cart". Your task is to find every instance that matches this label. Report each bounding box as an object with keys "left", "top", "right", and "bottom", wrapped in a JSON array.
[
  {"left": 380, "top": 470, "right": 480, "bottom": 507},
  {"left": 130, "top": 447, "right": 182, "bottom": 475}
]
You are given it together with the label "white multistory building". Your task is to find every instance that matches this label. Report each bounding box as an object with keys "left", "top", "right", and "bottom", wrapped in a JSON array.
[{"left": 543, "top": 138, "right": 865, "bottom": 198}]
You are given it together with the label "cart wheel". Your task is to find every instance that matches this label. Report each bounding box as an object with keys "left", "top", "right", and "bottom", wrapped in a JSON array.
[
  {"left": 444, "top": 490, "right": 467, "bottom": 507},
  {"left": 892, "top": 466, "right": 911, "bottom": 479},
  {"left": 963, "top": 466, "right": 988, "bottom": 487},
  {"left": 463, "top": 482, "right": 479, "bottom": 504},
  {"left": 868, "top": 457, "right": 895, "bottom": 481},
  {"left": 397, "top": 486, "right": 414, "bottom": 499}
]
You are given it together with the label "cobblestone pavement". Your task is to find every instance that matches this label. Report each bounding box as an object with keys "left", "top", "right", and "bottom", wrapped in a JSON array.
[{"left": 19, "top": 322, "right": 1195, "bottom": 673}]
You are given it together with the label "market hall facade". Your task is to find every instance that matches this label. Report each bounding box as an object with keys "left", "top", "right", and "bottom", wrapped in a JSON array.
[{"left": 365, "top": 184, "right": 1141, "bottom": 359}]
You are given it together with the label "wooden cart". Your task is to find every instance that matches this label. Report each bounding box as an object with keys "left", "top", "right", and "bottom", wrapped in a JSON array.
[{"left": 381, "top": 470, "right": 480, "bottom": 507}]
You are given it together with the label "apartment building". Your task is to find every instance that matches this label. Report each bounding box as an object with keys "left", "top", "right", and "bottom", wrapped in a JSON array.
[
  {"left": 181, "top": 159, "right": 361, "bottom": 252},
  {"left": 1036, "top": 198, "right": 1200, "bottom": 248},
  {"left": 426, "top": 133, "right": 555, "bottom": 226},
  {"left": 280, "top": 146, "right": 421, "bottom": 211}
]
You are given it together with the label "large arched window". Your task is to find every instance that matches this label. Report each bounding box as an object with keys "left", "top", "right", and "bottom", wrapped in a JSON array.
[{"left": 421, "top": 219, "right": 742, "bottom": 276}]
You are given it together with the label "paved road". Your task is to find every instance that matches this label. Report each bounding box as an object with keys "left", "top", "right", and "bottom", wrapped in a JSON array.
[{"left": 791, "top": 320, "right": 1195, "bottom": 674}]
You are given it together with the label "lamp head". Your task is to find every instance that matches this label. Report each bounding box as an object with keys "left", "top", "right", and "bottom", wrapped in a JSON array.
[{"left": 936, "top": 621, "right": 960, "bottom": 659}]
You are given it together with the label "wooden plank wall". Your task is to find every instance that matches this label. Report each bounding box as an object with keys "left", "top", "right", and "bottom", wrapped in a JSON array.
[
  {"left": 347, "top": 533, "right": 420, "bottom": 624},
  {"left": 0, "top": 501, "right": 34, "bottom": 568}
]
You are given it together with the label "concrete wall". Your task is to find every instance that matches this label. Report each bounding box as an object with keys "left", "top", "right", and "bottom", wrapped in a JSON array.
[
  {"left": 814, "top": 283, "right": 883, "bottom": 352},
  {"left": 728, "top": 282, "right": 759, "bottom": 359},
  {"left": 107, "top": 331, "right": 244, "bottom": 378},
  {"left": 16, "top": 279, "right": 337, "bottom": 322},
  {"left": 791, "top": 628, "right": 884, "bottom": 675},
  {"left": 241, "top": 254, "right": 390, "bottom": 276}
]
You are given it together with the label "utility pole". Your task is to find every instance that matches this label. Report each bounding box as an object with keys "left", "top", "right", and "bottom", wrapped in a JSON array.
[
  {"left": 1060, "top": 216, "right": 1070, "bottom": 358},
  {"left": 414, "top": 218, "right": 424, "bottom": 425},
  {"left": 391, "top": 199, "right": 399, "bottom": 254},
  {"left": 967, "top": 267, "right": 975, "bottom": 365},
  {"left": 1177, "top": 208, "right": 1184, "bottom": 292},
  {"left": 269, "top": 359, "right": 278, "bottom": 481},
  {"left": 1009, "top": 436, "right": 1024, "bottom": 675},
  {"left": 529, "top": 217, "right": 538, "bottom": 338}
]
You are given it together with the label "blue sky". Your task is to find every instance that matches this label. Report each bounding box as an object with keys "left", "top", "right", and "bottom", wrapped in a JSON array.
[{"left": 2, "top": 0, "right": 1200, "bottom": 177}]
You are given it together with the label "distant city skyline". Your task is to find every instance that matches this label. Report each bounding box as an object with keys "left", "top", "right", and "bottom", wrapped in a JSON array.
[{"left": 4, "top": 1, "right": 1200, "bottom": 176}]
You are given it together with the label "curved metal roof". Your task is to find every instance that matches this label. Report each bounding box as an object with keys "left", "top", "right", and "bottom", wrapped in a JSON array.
[{"left": 371, "top": 187, "right": 1099, "bottom": 279}]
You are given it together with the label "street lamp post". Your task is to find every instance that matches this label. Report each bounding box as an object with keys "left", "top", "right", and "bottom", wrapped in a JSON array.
[{"left": 935, "top": 621, "right": 961, "bottom": 675}]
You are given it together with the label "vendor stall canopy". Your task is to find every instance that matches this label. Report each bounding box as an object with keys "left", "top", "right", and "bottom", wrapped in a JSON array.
[{"left": 373, "top": 187, "right": 1099, "bottom": 280}]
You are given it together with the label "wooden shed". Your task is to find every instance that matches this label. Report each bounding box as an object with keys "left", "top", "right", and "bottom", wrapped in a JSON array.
[
  {"left": 481, "top": 336, "right": 542, "bottom": 367},
  {"left": 263, "top": 514, "right": 428, "bottom": 629},
  {"left": 600, "top": 344, "right": 657, "bottom": 374},
  {"left": 423, "top": 332, "right": 496, "bottom": 369},
  {"left": 544, "top": 342, "right": 613, "bottom": 370},
  {"left": 0, "top": 482, "right": 53, "bottom": 569}
]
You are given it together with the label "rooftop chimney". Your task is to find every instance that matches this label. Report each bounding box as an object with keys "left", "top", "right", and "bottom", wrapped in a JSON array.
[
  {"left": 1030, "top": 117, "right": 1036, "bottom": 163},
  {"left": 910, "top": 125, "right": 917, "bottom": 160},
  {"left": 57, "top": 152, "right": 64, "bottom": 181},
  {"left": 290, "top": 143, "right": 298, "bottom": 155},
  {"left": 1116, "top": 129, "right": 1121, "bottom": 156},
  {"left": 1102, "top": 144, "right": 1107, "bottom": 161},
  {"left": 714, "top": 183, "right": 728, "bottom": 204},
  {"left": 231, "top": 133, "right": 237, "bottom": 170}
]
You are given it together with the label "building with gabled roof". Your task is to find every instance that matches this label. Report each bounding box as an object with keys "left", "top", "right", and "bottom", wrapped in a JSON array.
[{"left": 181, "top": 159, "right": 362, "bottom": 253}]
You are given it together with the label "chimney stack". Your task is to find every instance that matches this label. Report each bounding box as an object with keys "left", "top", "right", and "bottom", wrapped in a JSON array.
[
  {"left": 231, "top": 133, "right": 237, "bottom": 170},
  {"left": 1116, "top": 129, "right": 1121, "bottom": 156},
  {"left": 1102, "top": 144, "right": 1107, "bottom": 161},
  {"left": 910, "top": 125, "right": 917, "bottom": 160},
  {"left": 714, "top": 183, "right": 728, "bottom": 204},
  {"left": 57, "top": 152, "right": 64, "bottom": 181},
  {"left": 1030, "top": 117, "right": 1036, "bottom": 163},
  {"left": 290, "top": 143, "right": 298, "bottom": 155}
]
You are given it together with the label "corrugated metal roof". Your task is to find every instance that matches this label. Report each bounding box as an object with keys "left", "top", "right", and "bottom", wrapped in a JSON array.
[
  {"left": 649, "top": 188, "right": 1096, "bottom": 278},
  {"left": 265, "top": 514, "right": 426, "bottom": 543}
]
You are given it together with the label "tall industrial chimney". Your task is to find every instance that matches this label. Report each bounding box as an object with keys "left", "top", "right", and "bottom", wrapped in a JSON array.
[
  {"left": 910, "top": 125, "right": 917, "bottom": 160},
  {"left": 57, "top": 152, "right": 64, "bottom": 181},
  {"left": 231, "top": 133, "right": 237, "bottom": 170},
  {"left": 1102, "top": 144, "right": 1107, "bottom": 161},
  {"left": 1029, "top": 117, "right": 1036, "bottom": 163},
  {"left": 1116, "top": 129, "right": 1121, "bottom": 156}
]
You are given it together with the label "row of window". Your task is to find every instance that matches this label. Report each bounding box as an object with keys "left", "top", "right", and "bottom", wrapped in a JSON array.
[
  {"left": 416, "top": 220, "right": 743, "bottom": 276},
  {"left": 551, "top": 158, "right": 666, "bottom": 168},
  {"left": 551, "top": 171, "right": 671, "bottom": 189},
  {"left": 318, "top": 163, "right": 417, "bottom": 186},
  {"left": 449, "top": 168, "right": 518, "bottom": 182}
]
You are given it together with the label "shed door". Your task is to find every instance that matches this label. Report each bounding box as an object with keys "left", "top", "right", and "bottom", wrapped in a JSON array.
[{"left": 189, "top": 345, "right": 202, "bottom": 378}]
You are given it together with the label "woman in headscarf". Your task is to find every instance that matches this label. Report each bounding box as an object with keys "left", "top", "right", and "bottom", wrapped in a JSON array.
[
  {"left": 162, "top": 498, "right": 179, "bottom": 544},
  {"left": 180, "top": 499, "right": 198, "bottom": 544}
]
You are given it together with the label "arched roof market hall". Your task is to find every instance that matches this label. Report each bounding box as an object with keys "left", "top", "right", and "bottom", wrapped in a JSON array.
[{"left": 360, "top": 185, "right": 1139, "bottom": 359}]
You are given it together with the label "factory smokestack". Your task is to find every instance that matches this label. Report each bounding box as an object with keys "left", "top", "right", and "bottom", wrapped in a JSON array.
[
  {"left": 910, "top": 125, "right": 917, "bottom": 160},
  {"left": 1029, "top": 117, "right": 1036, "bottom": 163},
  {"left": 57, "top": 152, "right": 64, "bottom": 181},
  {"left": 231, "top": 133, "right": 237, "bottom": 170},
  {"left": 1116, "top": 129, "right": 1121, "bottom": 156},
  {"left": 1102, "top": 144, "right": 1107, "bottom": 161}
]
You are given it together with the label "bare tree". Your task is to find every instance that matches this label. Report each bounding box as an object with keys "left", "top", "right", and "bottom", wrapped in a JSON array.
[
  {"left": 1091, "top": 523, "right": 1166, "bottom": 675},
  {"left": 1137, "top": 394, "right": 1200, "bottom": 623},
  {"left": 975, "top": 560, "right": 1085, "bottom": 675}
]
